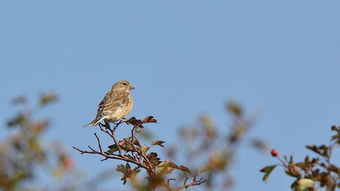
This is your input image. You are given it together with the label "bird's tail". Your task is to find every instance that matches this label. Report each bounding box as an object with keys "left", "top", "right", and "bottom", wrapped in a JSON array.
[{"left": 83, "top": 118, "right": 100, "bottom": 127}]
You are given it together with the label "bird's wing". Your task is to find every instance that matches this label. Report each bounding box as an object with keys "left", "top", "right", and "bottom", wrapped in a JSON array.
[{"left": 96, "top": 90, "right": 129, "bottom": 119}]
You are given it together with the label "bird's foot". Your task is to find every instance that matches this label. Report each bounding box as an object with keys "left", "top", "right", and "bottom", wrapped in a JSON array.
[
  {"left": 104, "top": 121, "right": 111, "bottom": 129},
  {"left": 121, "top": 117, "right": 128, "bottom": 122}
]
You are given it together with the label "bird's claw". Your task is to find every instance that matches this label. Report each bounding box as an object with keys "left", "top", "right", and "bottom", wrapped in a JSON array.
[{"left": 121, "top": 118, "right": 128, "bottom": 123}]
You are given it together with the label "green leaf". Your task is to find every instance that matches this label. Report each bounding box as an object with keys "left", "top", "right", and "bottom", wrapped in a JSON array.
[
  {"left": 157, "top": 161, "right": 175, "bottom": 175},
  {"left": 296, "top": 162, "right": 306, "bottom": 171},
  {"left": 226, "top": 101, "right": 243, "bottom": 117},
  {"left": 283, "top": 155, "right": 289, "bottom": 162},
  {"left": 199, "top": 166, "right": 213, "bottom": 174},
  {"left": 116, "top": 164, "right": 126, "bottom": 173},
  {"left": 286, "top": 164, "right": 301, "bottom": 178},
  {"left": 151, "top": 140, "right": 165, "bottom": 147},
  {"left": 141, "top": 146, "right": 150, "bottom": 153},
  {"left": 294, "top": 178, "right": 314, "bottom": 191},
  {"left": 310, "top": 158, "right": 319, "bottom": 167},
  {"left": 178, "top": 165, "right": 191, "bottom": 174},
  {"left": 260, "top": 165, "right": 277, "bottom": 182},
  {"left": 39, "top": 93, "right": 58, "bottom": 106},
  {"left": 306, "top": 145, "right": 331, "bottom": 158},
  {"left": 285, "top": 170, "right": 296, "bottom": 177},
  {"left": 106, "top": 144, "right": 118, "bottom": 154},
  {"left": 168, "top": 161, "right": 178, "bottom": 169},
  {"left": 116, "top": 163, "right": 132, "bottom": 185},
  {"left": 7, "top": 113, "right": 27, "bottom": 127},
  {"left": 330, "top": 125, "right": 340, "bottom": 144},
  {"left": 142, "top": 116, "right": 157, "bottom": 123},
  {"left": 283, "top": 155, "right": 294, "bottom": 164},
  {"left": 147, "top": 152, "right": 161, "bottom": 166}
]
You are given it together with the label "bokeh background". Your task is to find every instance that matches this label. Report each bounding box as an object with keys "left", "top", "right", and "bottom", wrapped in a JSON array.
[{"left": 1, "top": 1, "right": 340, "bottom": 190}]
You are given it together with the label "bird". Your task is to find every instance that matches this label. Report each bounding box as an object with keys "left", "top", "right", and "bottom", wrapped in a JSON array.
[{"left": 85, "top": 80, "right": 134, "bottom": 127}]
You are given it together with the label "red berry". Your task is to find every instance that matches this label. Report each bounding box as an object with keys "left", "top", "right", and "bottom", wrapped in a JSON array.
[
  {"left": 62, "top": 157, "right": 74, "bottom": 170},
  {"left": 271, "top": 149, "right": 278, "bottom": 157}
]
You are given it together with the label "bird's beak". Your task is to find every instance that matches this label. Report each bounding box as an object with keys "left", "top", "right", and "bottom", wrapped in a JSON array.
[{"left": 131, "top": 86, "right": 135, "bottom": 90}]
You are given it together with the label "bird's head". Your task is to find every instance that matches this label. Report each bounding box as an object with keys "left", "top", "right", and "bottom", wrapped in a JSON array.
[{"left": 112, "top": 80, "right": 134, "bottom": 91}]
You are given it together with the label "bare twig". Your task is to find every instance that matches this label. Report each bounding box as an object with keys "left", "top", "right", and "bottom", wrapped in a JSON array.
[
  {"left": 167, "top": 178, "right": 176, "bottom": 185},
  {"left": 73, "top": 146, "right": 149, "bottom": 169},
  {"left": 130, "top": 126, "right": 156, "bottom": 174},
  {"left": 174, "top": 176, "right": 206, "bottom": 191},
  {"left": 183, "top": 172, "right": 189, "bottom": 185},
  {"left": 102, "top": 122, "right": 124, "bottom": 156},
  {"left": 94, "top": 133, "right": 102, "bottom": 152}
]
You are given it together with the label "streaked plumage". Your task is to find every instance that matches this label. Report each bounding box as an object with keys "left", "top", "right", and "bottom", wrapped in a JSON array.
[{"left": 85, "top": 80, "right": 134, "bottom": 127}]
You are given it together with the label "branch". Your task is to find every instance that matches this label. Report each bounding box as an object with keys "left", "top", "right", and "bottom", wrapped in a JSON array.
[
  {"left": 128, "top": 126, "right": 156, "bottom": 175},
  {"left": 72, "top": 145, "right": 149, "bottom": 169},
  {"left": 174, "top": 176, "right": 206, "bottom": 191},
  {"left": 100, "top": 122, "right": 123, "bottom": 155},
  {"left": 73, "top": 122, "right": 151, "bottom": 170}
]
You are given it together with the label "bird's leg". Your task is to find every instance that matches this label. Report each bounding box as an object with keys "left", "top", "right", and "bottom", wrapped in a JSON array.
[
  {"left": 112, "top": 120, "right": 122, "bottom": 131},
  {"left": 104, "top": 121, "right": 111, "bottom": 130},
  {"left": 121, "top": 117, "right": 129, "bottom": 123}
]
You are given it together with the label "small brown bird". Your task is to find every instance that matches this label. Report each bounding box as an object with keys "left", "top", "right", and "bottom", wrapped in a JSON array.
[{"left": 85, "top": 80, "right": 134, "bottom": 127}]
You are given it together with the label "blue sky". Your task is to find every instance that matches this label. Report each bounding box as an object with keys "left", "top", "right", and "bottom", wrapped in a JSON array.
[{"left": 1, "top": 1, "right": 340, "bottom": 190}]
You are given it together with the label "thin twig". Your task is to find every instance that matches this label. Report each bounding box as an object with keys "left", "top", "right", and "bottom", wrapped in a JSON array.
[
  {"left": 161, "top": 182, "right": 173, "bottom": 191},
  {"left": 167, "top": 178, "right": 176, "bottom": 185},
  {"left": 174, "top": 176, "right": 206, "bottom": 191},
  {"left": 73, "top": 146, "right": 149, "bottom": 170},
  {"left": 102, "top": 122, "right": 123, "bottom": 156},
  {"left": 132, "top": 127, "right": 155, "bottom": 174},
  {"left": 183, "top": 172, "right": 189, "bottom": 185},
  {"left": 94, "top": 133, "right": 102, "bottom": 152}
]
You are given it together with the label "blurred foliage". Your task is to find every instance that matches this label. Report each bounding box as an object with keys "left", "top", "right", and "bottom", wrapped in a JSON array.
[
  {"left": 0, "top": 93, "right": 75, "bottom": 191},
  {"left": 4, "top": 93, "right": 337, "bottom": 191},
  {"left": 260, "top": 126, "right": 340, "bottom": 191},
  {"left": 4, "top": 93, "right": 261, "bottom": 191},
  {"left": 170, "top": 101, "right": 255, "bottom": 191}
]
